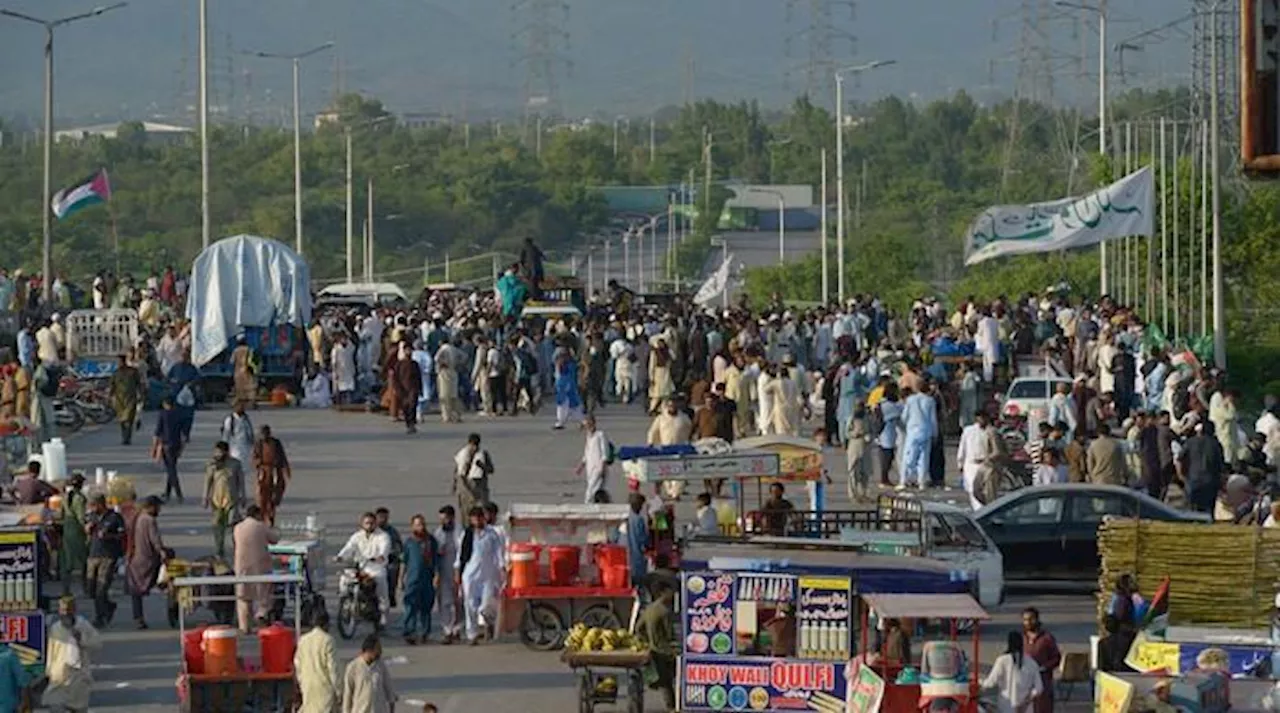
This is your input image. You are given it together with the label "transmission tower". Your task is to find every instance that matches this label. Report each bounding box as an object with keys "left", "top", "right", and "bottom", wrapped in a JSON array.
[
  {"left": 1191, "top": 0, "right": 1240, "bottom": 155},
  {"left": 511, "top": 0, "right": 572, "bottom": 118},
  {"left": 784, "top": 0, "right": 856, "bottom": 102}
]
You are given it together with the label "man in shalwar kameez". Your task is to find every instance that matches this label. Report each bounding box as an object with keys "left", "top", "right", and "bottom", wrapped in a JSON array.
[
  {"left": 43, "top": 596, "right": 102, "bottom": 713},
  {"left": 295, "top": 611, "right": 340, "bottom": 713}
]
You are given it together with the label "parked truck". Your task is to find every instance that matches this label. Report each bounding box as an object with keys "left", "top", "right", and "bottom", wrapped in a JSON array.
[{"left": 186, "top": 235, "right": 312, "bottom": 402}]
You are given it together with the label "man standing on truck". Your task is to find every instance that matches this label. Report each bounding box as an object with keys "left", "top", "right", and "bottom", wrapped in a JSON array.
[
  {"left": 108, "top": 354, "right": 143, "bottom": 445},
  {"left": 231, "top": 335, "right": 257, "bottom": 408}
]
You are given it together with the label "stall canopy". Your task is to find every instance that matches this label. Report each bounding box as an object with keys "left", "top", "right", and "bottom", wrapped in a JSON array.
[
  {"left": 862, "top": 593, "right": 989, "bottom": 620},
  {"left": 186, "top": 235, "right": 312, "bottom": 366}
]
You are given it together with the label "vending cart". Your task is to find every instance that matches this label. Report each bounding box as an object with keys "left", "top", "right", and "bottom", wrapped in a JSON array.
[
  {"left": 0, "top": 526, "right": 46, "bottom": 687},
  {"left": 500, "top": 503, "right": 640, "bottom": 651},
  {"left": 676, "top": 540, "right": 977, "bottom": 713}
]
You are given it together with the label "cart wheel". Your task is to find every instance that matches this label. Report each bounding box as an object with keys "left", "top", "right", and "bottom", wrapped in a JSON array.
[
  {"left": 518, "top": 603, "right": 566, "bottom": 651},
  {"left": 167, "top": 601, "right": 180, "bottom": 629},
  {"left": 577, "top": 604, "right": 622, "bottom": 632},
  {"left": 337, "top": 595, "right": 359, "bottom": 640},
  {"left": 627, "top": 670, "right": 644, "bottom": 713},
  {"left": 578, "top": 672, "right": 593, "bottom": 713}
]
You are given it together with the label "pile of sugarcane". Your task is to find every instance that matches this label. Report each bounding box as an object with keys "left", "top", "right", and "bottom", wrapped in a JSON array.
[{"left": 1098, "top": 518, "right": 1280, "bottom": 628}]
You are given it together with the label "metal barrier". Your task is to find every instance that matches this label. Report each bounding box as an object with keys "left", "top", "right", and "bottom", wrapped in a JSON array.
[{"left": 65, "top": 309, "right": 138, "bottom": 375}]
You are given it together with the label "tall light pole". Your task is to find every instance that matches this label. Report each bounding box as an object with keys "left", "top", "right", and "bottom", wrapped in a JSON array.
[
  {"left": 199, "top": 0, "right": 208, "bottom": 249},
  {"left": 247, "top": 41, "right": 335, "bottom": 256},
  {"left": 1056, "top": 0, "right": 1108, "bottom": 294},
  {"left": 1208, "top": 0, "right": 1225, "bottom": 368},
  {"left": 820, "top": 148, "right": 828, "bottom": 303},
  {"left": 1, "top": 2, "right": 128, "bottom": 302},
  {"left": 834, "top": 59, "right": 895, "bottom": 305},
  {"left": 344, "top": 115, "right": 393, "bottom": 283}
]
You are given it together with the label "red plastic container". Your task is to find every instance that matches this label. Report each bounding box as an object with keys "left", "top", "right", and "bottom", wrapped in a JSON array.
[
  {"left": 594, "top": 544, "right": 627, "bottom": 571},
  {"left": 201, "top": 626, "right": 239, "bottom": 675},
  {"left": 509, "top": 542, "right": 542, "bottom": 589},
  {"left": 602, "top": 563, "right": 629, "bottom": 589},
  {"left": 258, "top": 624, "right": 296, "bottom": 674},
  {"left": 547, "top": 545, "right": 581, "bottom": 586},
  {"left": 183, "top": 626, "right": 207, "bottom": 674}
]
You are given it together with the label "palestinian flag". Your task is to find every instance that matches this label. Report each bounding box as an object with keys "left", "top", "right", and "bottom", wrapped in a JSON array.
[{"left": 51, "top": 169, "right": 111, "bottom": 219}]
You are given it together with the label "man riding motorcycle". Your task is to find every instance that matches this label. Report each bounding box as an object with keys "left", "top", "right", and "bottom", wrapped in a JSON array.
[{"left": 335, "top": 512, "right": 392, "bottom": 626}]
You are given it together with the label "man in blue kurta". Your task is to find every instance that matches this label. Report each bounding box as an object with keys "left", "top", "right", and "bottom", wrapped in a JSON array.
[
  {"left": 0, "top": 644, "right": 29, "bottom": 713},
  {"left": 400, "top": 514, "right": 438, "bottom": 645}
]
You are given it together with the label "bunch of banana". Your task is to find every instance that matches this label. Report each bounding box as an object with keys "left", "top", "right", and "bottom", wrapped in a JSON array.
[{"left": 563, "top": 624, "right": 649, "bottom": 653}]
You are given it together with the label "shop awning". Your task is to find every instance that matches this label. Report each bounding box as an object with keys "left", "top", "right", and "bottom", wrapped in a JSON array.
[{"left": 863, "top": 593, "right": 989, "bottom": 620}]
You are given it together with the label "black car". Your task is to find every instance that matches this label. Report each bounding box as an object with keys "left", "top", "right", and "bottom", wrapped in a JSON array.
[{"left": 975, "top": 484, "right": 1209, "bottom": 584}]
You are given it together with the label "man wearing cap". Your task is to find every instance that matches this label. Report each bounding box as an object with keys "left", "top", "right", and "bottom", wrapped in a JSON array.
[{"left": 84, "top": 493, "right": 125, "bottom": 627}]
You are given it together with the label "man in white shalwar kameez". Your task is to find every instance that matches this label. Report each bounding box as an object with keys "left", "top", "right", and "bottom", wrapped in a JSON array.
[
  {"left": 331, "top": 335, "right": 357, "bottom": 404},
  {"left": 756, "top": 366, "right": 777, "bottom": 436},
  {"left": 342, "top": 635, "right": 396, "bottom": 713},
  {"left": 220, "top": 401, "right": 255, "bottom": 466},
  {"left": 357, "top": 315, "right": 383, "bottom": 381},
  {"left": 44, "top": 596, "right": 102, "bottom": 713},
  {"left": 579, "top": 415, "right": 610, "bottom": 503},
  {"left": 767, "top": 370, "right": 801, "bottom": 437},
  {"left": 956, "top": 413, "right": 997, "bottom": 510},
  {"left": 456, "top": 507, "right": 505, "bottom": 645},
  {"left": 975, "top": 312, "right": 1000, "bottom": 383}
]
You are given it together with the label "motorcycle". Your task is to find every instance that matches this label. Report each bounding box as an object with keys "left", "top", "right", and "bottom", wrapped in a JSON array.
[
  {"left": 52, "top": 399, "right": 85, "bottom": 432},
  {"left": 334, "top": 557, "right": 383, "bottom": 640}
]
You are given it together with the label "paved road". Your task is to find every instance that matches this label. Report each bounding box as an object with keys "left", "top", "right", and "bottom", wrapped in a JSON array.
[{"left": 61, "top": 401, "right": 1096, "bottom": 712}]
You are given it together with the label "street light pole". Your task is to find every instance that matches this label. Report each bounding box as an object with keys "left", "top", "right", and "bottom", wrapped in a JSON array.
[
  {"left": 1057, "top": 0, "right": 1108, "bottom": 294},
  {"left": 199, "top": 0, "right": 209, "bottom": 250},
  {"left": 833, "top": 59, "right": 895, "bottom": 305},
  {"left": 247, "top": 41, "right": 334, "bottom": 257},
  {"left": 820, "top": 148, "right": 828, "bottom": 303},
  {"left": 1209, "top": 0, "right": 1225, "bottom": 368},
  {"left": 345, "top": 128, "right": 353, "bottom": 282},
  {"left": 1, "top": 2, "right": 128, "bottom": 302}
]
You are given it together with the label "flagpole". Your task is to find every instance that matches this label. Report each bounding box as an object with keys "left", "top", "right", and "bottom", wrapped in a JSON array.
[{"left": 104, "top": 169, "right": 120, "bottom": 276}]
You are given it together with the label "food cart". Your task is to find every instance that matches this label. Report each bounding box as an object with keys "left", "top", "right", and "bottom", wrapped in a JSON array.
[
  {"left": 561, "top": 649, "right": 650, "bottom": 713},
  {"left": 734, "top": 435, "right": 827, "bottom": 511},
  {"left": 0, "top": 525, "right": 47, "bottom": 692},
  {"left": 623, "top": 450, "right": 791, "bottom": 537},
  {"left": 500, "top": 503, "right": 640, "bottom": 651},
  {"left": 173, "top": 573, "right": 303, "bottom": 713},
  {"left": 677, "top": 540, "right": 980, "bottom": 713}
]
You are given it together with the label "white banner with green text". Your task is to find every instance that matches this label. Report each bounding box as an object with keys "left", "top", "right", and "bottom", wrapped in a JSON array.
[{"left": 964, "top": 167, "right": 1154, "bottom": 266}]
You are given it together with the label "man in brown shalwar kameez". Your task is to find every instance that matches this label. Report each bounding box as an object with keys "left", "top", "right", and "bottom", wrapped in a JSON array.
[
  {"left": 251, "top": 425, "right": 292, "bottom": 526},
  {"left": 392, "top": 342, "right": 423, "bottom": 434},
  {"left": 126, "top": 497, "right": 169, "bottom": 629},
  {"left": 1022, "top": 607, "right": 1061, "bottom": 713},
  {"left": 231, "top": 336, "right": 257, "bottom": 408}
]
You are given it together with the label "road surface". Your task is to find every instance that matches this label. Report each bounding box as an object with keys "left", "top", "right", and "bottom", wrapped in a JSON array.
[{"left": 59, "top": 401, "right": 1097, "bottom": 712}]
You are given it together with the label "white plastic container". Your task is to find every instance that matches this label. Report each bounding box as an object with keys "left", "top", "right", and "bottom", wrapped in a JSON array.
[
  {"left": 41, "top": 438, "right": 66, "bottom": 482},
  {"left": 94, "top": 467, "right": 105, "bottom": 487}
]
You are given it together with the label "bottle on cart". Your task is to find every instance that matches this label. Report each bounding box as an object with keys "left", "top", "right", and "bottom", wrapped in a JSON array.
[{"left": 20, "top": 575, "right": 33, "bottom": 609}]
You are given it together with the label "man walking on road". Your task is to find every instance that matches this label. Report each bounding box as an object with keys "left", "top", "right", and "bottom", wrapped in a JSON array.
[
  {"left": 203, "top": 441, "right": 246, "bottom": 559},
  {"left": 399, "top": 514, "right": 437, "bottom": 646},
  {"left": 342, "top": 635, "right": 397, "bottom": 713},
  {"left": 84, "top": 493, "right": 125, "bottom": 628},
  {"left": 252, "top": 426, "right": 291, "bottom": 526},
  {"left": 392, "top": 342, "right": 423, "bottom": 434},
  {"left": 1022, "top": 607, "right": 1061, "bottom": 713},
  {"left": 108, "top": 353, "right": 142, "bottom": 445},
  {"left": 578, "top": 415, "right": 610, "bottom": 504},
  {"left": 152, "top": 398, "right": 187, "bottom": 503},
  {"left": 455, "top": 506, "right": 504, "bottom": 646},
  {"left": 433, "top": 506, "right": 462, "bottom": 645},
  {"left": 452, "top": 433, "right": 493, "bottom": 516},
  {"left": 233, "top": 504, "right": 278, "bottom": 633},
  {"left": 295, "top": 610, "right": 340, "bottom": 713}
]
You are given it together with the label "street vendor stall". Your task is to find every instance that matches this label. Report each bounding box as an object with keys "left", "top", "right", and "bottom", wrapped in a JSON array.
[
  {"left": 0, "top": 525, "right": 46, "bottom": 694},
  {"left": 173, "top": 573, "right": 303, "bottom": 713},
  {"left": 677, "top": 541, "right": 980, "bottom": 713},
  {"left": 501, "top": 503, "right": 640, "bottom": 651},
  {"left": 734, "top": 435, "right": 827, "bottom": 512},
  {"left": 622, "top": 450, "right": 790, "bottom": 537}
]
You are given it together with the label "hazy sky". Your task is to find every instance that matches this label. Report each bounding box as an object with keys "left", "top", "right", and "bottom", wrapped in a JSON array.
[{"left": 0, "top": 0, "right": 1193, "bottom": 126}]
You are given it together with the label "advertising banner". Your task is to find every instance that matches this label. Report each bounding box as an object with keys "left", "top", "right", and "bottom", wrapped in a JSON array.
[
  {"left": 844, "top": 663, "right": 885, "bottom": 713},
  {"left": 0, "top": 530, "right": 41, "bottom": 611},
  {"left": 684, "top": 572, "right": 737, "bottom": 656},
  {"left": 1095, "top": 671, "right": 1135, "bottom": 713},
  {"left": 796, "top": 576, "right": 851, "bottom": 661},
  {"left": 681, "top": 655, "right": 848, "bottom": 712},
  {"left": 0, "top": 612, "right": 44, "bottom": 667}
]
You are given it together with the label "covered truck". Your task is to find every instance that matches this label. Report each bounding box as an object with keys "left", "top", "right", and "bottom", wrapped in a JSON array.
[{"left": 187, "top": 235, "right": 312, "bottom": 399}]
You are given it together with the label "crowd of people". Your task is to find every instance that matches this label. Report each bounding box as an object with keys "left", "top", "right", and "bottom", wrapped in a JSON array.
[{"left": 10, "top": 243, "right": 1280, "bottom": 713}]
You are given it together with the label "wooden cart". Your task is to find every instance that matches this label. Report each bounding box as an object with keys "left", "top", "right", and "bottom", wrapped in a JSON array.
[{"left": 561, "top": 650, "right": 650, "bottom": 713}]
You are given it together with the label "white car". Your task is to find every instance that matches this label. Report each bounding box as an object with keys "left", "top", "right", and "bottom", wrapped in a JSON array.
[{"left": 1001, "top": 376, "right": 1072, "bottom": 421}]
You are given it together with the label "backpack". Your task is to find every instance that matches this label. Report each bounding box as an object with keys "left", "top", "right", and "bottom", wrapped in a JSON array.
[{"left": 605, "top": 441, "right": 617, "bottom": 465}]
